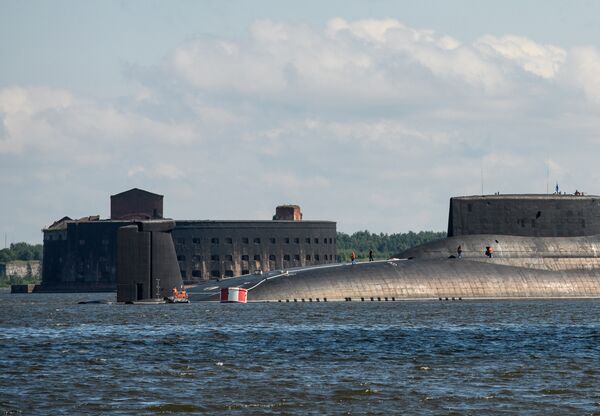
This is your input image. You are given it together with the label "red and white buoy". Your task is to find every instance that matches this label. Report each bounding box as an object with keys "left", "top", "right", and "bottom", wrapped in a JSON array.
[{"left": 220, "top": 287, "right": 248, "bottom": 303}]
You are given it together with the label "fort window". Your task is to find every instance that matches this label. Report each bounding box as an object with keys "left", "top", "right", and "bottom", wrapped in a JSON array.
[
  {"left": 192, "top": 270, "right": 202, "bottom": 278},
  {"left": 305, "top": 238, "right": 311, "bottom": 244},
  {"left": 225, "top": 237, "right": 233, "bottom": 244},
  {"left": 225, "top": 255, "right": 233, "bottom": 261},
  {"left": 211, "top": 255, "right": 220, "bottom": 261},
  {"left": 254, "top": 238, "right": 261, "bottom": 244},
  {"left": 254, "top": 254, "right": 261, "bottom": 261},
  {"left": 242, "top": 269, "right": 249, "bottom": 275},
  {"left": 315, "top": 254, "right": 320, "bottom": 261},
  {"left": 225, "top": 270, "right": 234, "bottom": 277},
  {"left": 468, "top": 204, "right": 473, "bottom": 212},
  {"left": 211, "top": 238, "right": 219, "bottom": 244},
  {"left": 269, "top": 255, "right": 276, "bottom": 261},
  {"left": 294, "top": 238, "right": 300, "bottom": 244},
  {"left": 241, "top": 255, "right": 249, "bottom": 261},
  {"left": 177, "top": 255, "right": 186, "bottom": 261},
  {"left": 582, "top": 219, "right": 586, "bottom": 228},
  {"left": 314, "top": 238, "right": 319, "bottom": 244},
  {"left": 270, "top": 238, "right": 276, "bottom": 244},
  {"left": 324, "top": 239, "right": 328, "bottom": 244},
  {"left": 285, "top": 238, "right": 290, "bottom": 244},
  {"left": 294, "top": 254, "right": 300, "bottom": 261},
  {"left": 324, "top": 255, "right": 328, "bottom": 260},
  {"left": 536, "top": 211, "right": 542, "bottom": 219},
  {"left": 284, "top": 254, "right": 290, "bottom": 261},
  {"left": 211, "top": 270, "right": 220, "bottom": 278},
  {"left": 242, "top": 237, "right": 249, "bottom": 244},
  {"left": 192, "top": 238, "right": 201, "bottom": 244},
  {"left": 306, "top": 255, "right": 311, "bottom": 261}
]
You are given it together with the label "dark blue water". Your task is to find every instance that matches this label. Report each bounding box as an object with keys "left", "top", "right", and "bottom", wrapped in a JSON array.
[{"left": 1, "top": 291, "right": 599, "bottom": 415}]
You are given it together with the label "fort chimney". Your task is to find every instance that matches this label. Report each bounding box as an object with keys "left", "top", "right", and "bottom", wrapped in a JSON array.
[
  {"left": 110, "top": 188, "right": 163, "bottom": 220},
  {"left": 273, "top": 205, "right": 303, "bottom": 221}
]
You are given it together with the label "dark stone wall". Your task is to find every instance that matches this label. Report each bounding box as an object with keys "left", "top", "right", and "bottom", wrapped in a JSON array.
[
  {"left": 448, "top": 195, "right": 600, "bottom": 237},
  {"left": 42, "top": 219, "right": 337, "bottom": 290},
  {"left": 110, "top": 189, "right": 163, "bottom": 220},
  {"left": 172, "top": 220, "right": 337, "bottom": 284},
  {"left": 42, "top": 221, "right": 129, "bottom": 291}
]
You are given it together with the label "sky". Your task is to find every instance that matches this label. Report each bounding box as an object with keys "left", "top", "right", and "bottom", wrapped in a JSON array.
[{"left": 2, "top": 0, "right": 600, "bottom": 244}]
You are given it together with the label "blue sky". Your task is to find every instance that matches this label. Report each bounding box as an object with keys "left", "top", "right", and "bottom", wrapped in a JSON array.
[{"left": 2, "top": 1, "right": 600, "bottom": 243}]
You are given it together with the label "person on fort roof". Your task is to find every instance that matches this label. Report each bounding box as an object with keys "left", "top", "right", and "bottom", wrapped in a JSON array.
[
  {"left": 369, "top": 250, "right": 374, "bottom": 262},
  {"left": 351, "top": 250, "right": 357, "bottom": 265},
  {"left": 457, "top": 245, "right": 463, "bottom": 259}
]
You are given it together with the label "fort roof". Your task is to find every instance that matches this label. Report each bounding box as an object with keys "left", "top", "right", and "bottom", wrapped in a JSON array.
[
  {"left": 110, "top": 188, "right": 163, "bottom": 198},
  {"left": 454, "top": 194, "right": 599, "bottom": 200}
]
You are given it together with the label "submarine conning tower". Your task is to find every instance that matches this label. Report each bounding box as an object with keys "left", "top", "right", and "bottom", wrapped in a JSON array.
[
  {"left": 448, "top": 194, "right": 600, "bottom": 238},
  {"left": 116, "top": 220, "right": 183, "bottom": 303}
]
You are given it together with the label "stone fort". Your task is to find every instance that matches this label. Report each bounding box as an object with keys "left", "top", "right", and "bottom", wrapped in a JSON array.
[{"left": 41, "top": 188, "right": 337, "bottom": 291}]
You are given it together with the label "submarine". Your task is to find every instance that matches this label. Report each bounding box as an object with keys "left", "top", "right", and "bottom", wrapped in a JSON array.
[{"left": 186, "top": 194, "right": 600, "bottom": 301}]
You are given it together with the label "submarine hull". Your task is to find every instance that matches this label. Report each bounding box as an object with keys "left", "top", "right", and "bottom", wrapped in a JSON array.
[{"left": 187, "top": 257, "right": 600, "bottom": 302}]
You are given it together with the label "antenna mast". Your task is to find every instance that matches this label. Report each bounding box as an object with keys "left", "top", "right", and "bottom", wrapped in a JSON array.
[
  {"left": 480, "top": 164, "right": 484, "bottom": 195},
  {"left": 546, "top": 162, "right": 550, "bottom": 194}
]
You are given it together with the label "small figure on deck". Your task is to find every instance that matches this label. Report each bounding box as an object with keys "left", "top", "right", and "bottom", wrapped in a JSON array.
[
  {"left": 351, "top": 250, "right": 357, "bottom": 265},
  {"left": 485, "top": 246, "right": 494, "bottom": 258},
  {"left": 457, "top": 245, "right": 463, "bottom": 259},
  {"left": 369, "top": 249, "right": 374, "bottom": 262}
]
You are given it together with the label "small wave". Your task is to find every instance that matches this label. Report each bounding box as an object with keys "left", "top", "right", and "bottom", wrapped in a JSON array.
[
  {"left": 541, "top": 388, "right": 571, "bottom": 395},
  {"left": 332, "top": 387, "right": 377, "bottom": 401},
  {"left": 144, "top": 403, "right": 204, "bottom": 413}
]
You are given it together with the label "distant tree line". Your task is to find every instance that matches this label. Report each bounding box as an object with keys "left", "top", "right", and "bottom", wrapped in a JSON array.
[
  {"left": 0, "top": 242, "right": 43, "bottom": 263},
  {"left": 336, "top": 230, "right": 446, "bottom": 261}
]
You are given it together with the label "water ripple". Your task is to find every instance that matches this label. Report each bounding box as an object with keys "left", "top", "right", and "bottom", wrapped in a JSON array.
[{"left": 1, "top": 292, "right": 599, "bottom": 415}]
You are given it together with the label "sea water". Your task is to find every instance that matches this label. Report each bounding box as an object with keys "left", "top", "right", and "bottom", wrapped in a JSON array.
[{"left": 1, "top": 291, "right": 599, "bottom": 415}]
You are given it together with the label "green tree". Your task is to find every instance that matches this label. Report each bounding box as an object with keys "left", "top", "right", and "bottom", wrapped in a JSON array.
[
  {"left": 336, "top": 230, "right": 445, "bottom": 261},
  {"left": 0, "top": 242, "right": 43, "bottom": 263}
]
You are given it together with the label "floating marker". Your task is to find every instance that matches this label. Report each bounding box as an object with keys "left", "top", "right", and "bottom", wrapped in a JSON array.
[{"left": 220, "top": 287, "right": 248, "bottom": 303}]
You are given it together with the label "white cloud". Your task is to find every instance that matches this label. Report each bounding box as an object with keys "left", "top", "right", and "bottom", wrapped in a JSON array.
[
  {"left": 0, "top": 86, "right": 197, "bottom": 155},
  {"left": 560, "top": 46, "right": 600, "bottom": 105},
  {"left": 475, "top": 34, "right": 566, "bottom": 79}
]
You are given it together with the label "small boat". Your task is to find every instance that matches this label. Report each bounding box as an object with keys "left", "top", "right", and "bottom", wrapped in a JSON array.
[{"left": 166, "top": 287, "right": 190, "bottom": 303}]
